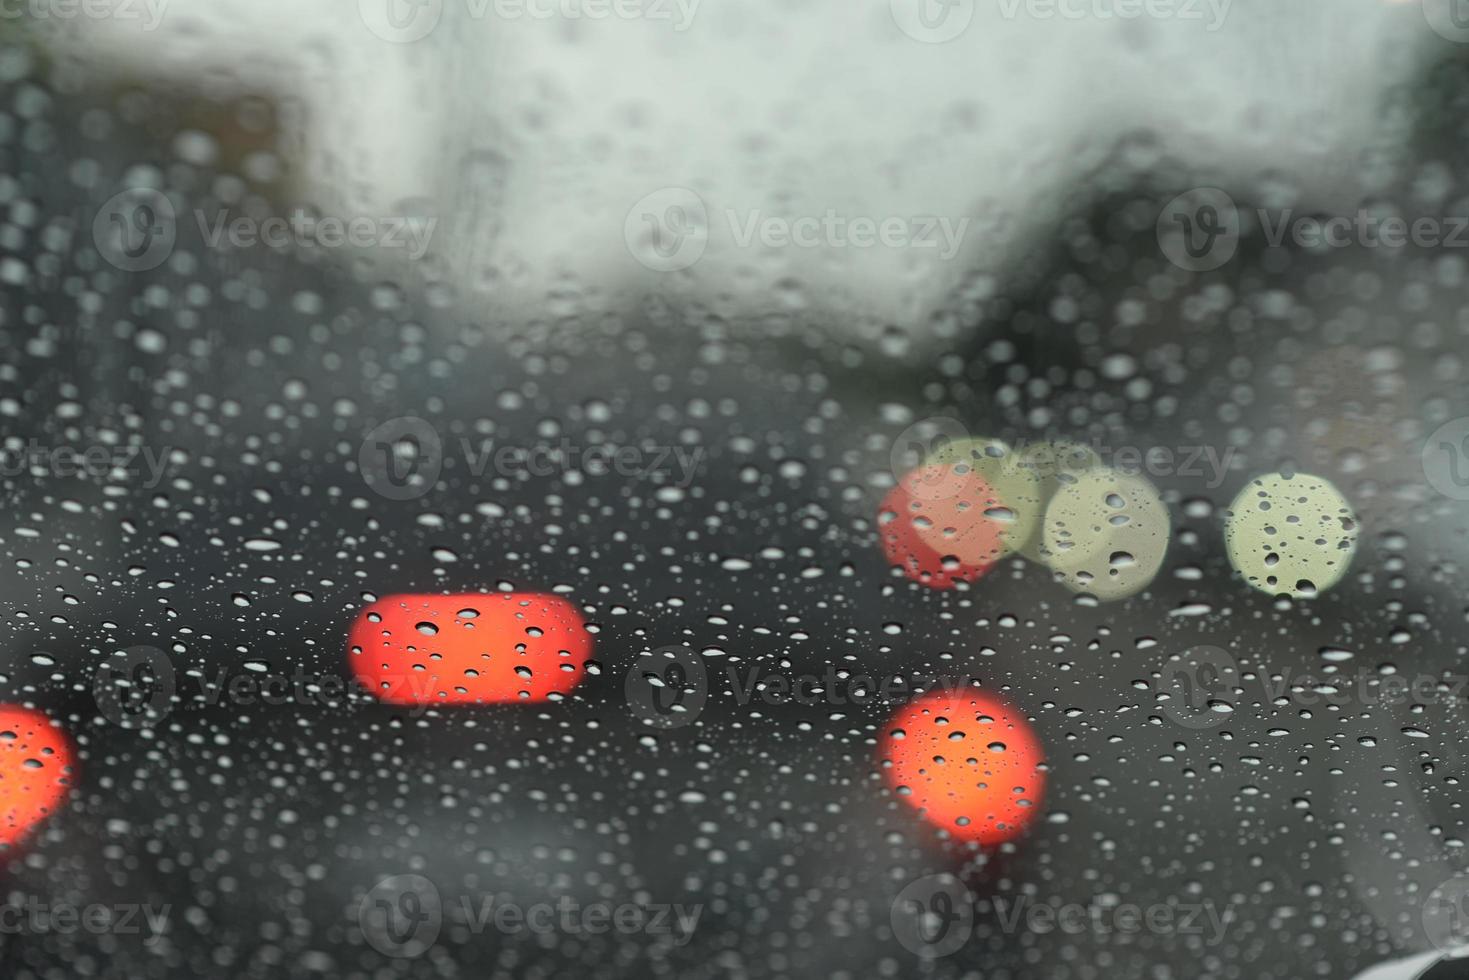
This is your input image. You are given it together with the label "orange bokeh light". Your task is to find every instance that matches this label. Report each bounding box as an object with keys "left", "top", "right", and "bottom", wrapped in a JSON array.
[
  {"left": 0, "top": 706, "right": 75, "bottom": 851},
  {"left": 348, "top": 593, "right": 593, "bottom": 706},
  {"left": 879, "top": 689, "right": 1046, "bottom": 846}
]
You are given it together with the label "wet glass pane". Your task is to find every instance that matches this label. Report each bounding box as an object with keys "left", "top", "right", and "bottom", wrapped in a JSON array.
[{"left": 2, "top": 4, "right": 1469, "bottom": 978}]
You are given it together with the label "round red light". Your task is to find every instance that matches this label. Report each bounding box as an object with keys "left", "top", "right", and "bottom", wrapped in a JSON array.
[{"left": 879, "top": 689, "right": 1046, "bottom": 846}]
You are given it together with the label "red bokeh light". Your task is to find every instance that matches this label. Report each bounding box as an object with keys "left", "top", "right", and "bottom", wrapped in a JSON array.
[
  {"left": 0, "top": 706, "right": 76, "bottom": 851},
  {"left": 878, "top": 463, "right": 1007, "bottom": 590},
  {"left": 348, "top": 593, "right": 593, "bottom": 706},
  {"left": 879, "top": 689, "right": 1046, "bottom": 847}
]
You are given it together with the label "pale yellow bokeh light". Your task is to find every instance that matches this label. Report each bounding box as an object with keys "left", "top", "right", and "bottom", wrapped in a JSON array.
[
  {"left": 1009, "top": 440, "right": 1103, "bottom": 562},
  {"left": 922, "top": 437, "right": 1045, "bottom": 557},
  {"left": 1042, "top": 468, "right": 1170, "bottom": 601},
  {"left": 1224, "top": 473, "right": 1358, "bottom": 599}
]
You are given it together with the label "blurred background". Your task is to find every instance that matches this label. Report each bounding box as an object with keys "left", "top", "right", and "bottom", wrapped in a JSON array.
[{"left": 3, "top": 1, "right": 1469, "bottom": 978}]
